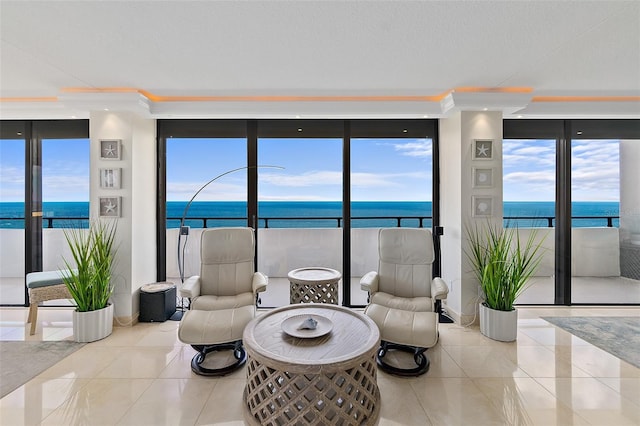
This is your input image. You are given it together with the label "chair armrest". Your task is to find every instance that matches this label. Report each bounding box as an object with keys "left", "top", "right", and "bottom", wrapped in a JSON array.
[
  {"left": 180, "top": 276, "right": 201, "bottom": 299},
  {"left": 431, "top": 277, "right": 449, "bottom": 300},
  {"left": 252, "top": 272, "right": 268, "bottom": 294},
  {"left": 360, "top": 271, "right": 379, "bottom": 294}
]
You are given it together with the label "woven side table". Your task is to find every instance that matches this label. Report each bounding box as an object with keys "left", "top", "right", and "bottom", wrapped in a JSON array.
[
  {"left": 243, "top": 304, "right": 381, "bottom": 426},
  {"left": 288, "top": 267, "right": 341, "bottom": 305}
]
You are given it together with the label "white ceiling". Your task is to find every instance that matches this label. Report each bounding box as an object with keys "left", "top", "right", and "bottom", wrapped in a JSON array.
[{"left": 1, "top": 0, "right": 639, "bottom": 120}]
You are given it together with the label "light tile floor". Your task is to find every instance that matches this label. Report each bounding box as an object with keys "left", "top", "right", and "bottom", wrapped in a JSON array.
[{"left": 1, "top": 306, "right": 639, "bottom": 425}]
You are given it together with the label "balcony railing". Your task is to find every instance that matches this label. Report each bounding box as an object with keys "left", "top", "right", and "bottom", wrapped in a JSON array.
[
  {"left": 169, "top": 216, "right": 434, "bottom": 229},
  {"left": 0, "top": 214, "right": 622, "bottom": 229},
  {"left": 167, "top": 215, "right": 620, "bottom": 229}
]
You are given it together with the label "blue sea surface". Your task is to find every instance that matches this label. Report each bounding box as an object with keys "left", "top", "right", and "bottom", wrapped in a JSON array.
[
  {"left": 0, "top": 201, "right": 620, "bottom": 229},
  {"left": 171, "top": 201, "right": 433, "bottom": 229}
]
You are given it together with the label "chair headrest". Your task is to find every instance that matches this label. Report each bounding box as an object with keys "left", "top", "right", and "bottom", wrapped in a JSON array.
[
  {"left": 379, "top": 228, "right": 434, "bottom": 265},
  {"left": 201, "top": 227, "right": 255, "bottom": 264}
]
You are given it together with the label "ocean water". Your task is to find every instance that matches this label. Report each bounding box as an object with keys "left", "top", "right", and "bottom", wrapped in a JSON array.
[{"left": 0, "top": 201, "right": 620, "bottom": 229}]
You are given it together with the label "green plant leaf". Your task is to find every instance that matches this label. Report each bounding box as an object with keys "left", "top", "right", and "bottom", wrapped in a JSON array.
[
  {"left": 62, "top": 220, "right": 118, "bottom": 312},
  {"left": 465, "top": 221, "right": 546, "bottom": 311}
]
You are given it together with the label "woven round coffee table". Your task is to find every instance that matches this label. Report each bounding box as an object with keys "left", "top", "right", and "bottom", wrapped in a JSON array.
[
  {"left": 243, "top": 304, "right": 381, "bottom": 426},
  {"left": 288, "top": 267, "right": 341, "bottom": 304}
]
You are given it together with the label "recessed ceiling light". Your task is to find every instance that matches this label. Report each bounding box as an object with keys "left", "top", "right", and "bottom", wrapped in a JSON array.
[
  {"left": 16, "top": 132, "right": 22, "bottom": 136},
  {"left": 423, "top": 115, "right": 429, "bottom": 118},
  {"left": 402, "top": 129, "right": 408, "bottom": 133},
  {"left": 482, "top": 108, "right": 488, "bottom": 111},
  {"left": 517, "top": 115, "right": 523, "bottom": 118},
  {"left": 297, "top": 128, "right": 303, "bottom": 132},
  {"left": 71, "top": 115, "right": 77, "bottom": 119},
  {"left": 295, "top": 115, "right": 300, "bottom": 119},
  {"left": 104, "top": 108, "right": 109, "bottom": 111},
  {"left": 576, "top": 131, "right": 583, "bottom": 135}
]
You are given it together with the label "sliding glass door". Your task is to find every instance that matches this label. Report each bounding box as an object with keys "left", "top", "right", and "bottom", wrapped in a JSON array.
[
  {"left": 502, "top": 138, "right": 556, "bottom": 304},
  {"left": 0, "top": 120, "right": 89, "bottom": 307},
  {"left": 350, "top": 121, "right": 434, "bottom": 306},
  {"left": 0, "top": 129, "right": 26, "bottom": 305},
  {"left": 156, "top": 119, "right": 439, "bottom": 308},
  {"left": 570, "top": 137, "right": 639, "bottom": 304},
  {"left": 164, "top": 137, "right": 248, "bottom": 285},
  {"left": 256, "top": 121, "right": 343, "bottom": 308},
  {"left": 504, "top": 119, "right": 640, "bottom": 306},
  {"left": 41, "top": 137, "right": 90, "bottom": 307}
]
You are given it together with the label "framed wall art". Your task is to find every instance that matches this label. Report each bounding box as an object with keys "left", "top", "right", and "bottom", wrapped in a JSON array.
[
  {"left": 473, "top": 167, "right": 493, "bottom": 188},
  {"left": 472, "top": 196, "right": 493, "bottom": 217},
  {"left": 99, "top": 196, "right": 121, "bottom": 218},
  {"left": 472, "top": 139, "right": 493, "bottom": 160},
  {"left": 100, "top": 139, "right": 121, "bottom": 160},
  {"left": 99, "top": 168, "right": 122, "bottom": 189}
]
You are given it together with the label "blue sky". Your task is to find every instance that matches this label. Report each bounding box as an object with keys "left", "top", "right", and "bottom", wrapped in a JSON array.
[
  {"left": 166, "top": 137, "right": 433, "bottom": 202},
  {"left": 0, "top": 137, "right": 620, "bottom": 203},
  {"left": 503, "top": 139, "right": 620, "bottom": 201},
  {"left": 0, "top": 139, "right": 90, "bottom": 202}
]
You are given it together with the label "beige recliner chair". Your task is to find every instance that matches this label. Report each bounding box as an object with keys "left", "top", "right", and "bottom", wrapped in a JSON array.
[
  {"left": 178, "top": 227, "right": 267, "bottom": 376},
  {"left": 361, "top": 228, "right": 448, "bottom": 376}
]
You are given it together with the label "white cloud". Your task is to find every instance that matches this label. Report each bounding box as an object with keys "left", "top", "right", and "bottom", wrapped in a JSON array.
[
  {"left": 0, "top": 166, "right": 25, "bottom": 200},
  {"left": 0, "top": 165, "right": 24, "bottom": 185},
  {"left": 570, "top": 140, "right": 619, "bottom": 200},
  {"left": 1, "top": 160, "right": 92, "bottom": 200},
  {"left": 504, "top": 170, "right": 555, "bottom": 185},
  {"left": 351, "top": 172, "right": 397, "bottom": 188},
  {"left": 392, "top": 141, "right": 432, "bottom": 158},
  {"left": 503, "top": 140, "right": 555, "bottom": 168},
  {"left": 167, "top": 181, "right": 247, "bottom": 201},
  {"left": 0, "top": 187, "right": 24, "bottom": 200},
  {"left": 259, "top": 171, "right": 342, "bottom": 187},
  {"left": 41, "top": 175, "right": 89, "bottom": 201},
  {"left": 504, "top": 139, "right": 621, "bottom": 201},
  {"left": 167, "top": 168, "right": 431, "bottom": 202},
  {"left": 259, "top": 170, "right": 429, "bottom": 189}
]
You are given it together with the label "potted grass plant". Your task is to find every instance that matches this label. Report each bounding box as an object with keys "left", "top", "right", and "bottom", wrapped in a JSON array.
[
  {"left": 466, "top": 221, "right": 544, "bottom": 341},
  {"left": 62, "top": 219, "right": 118, "bottom": 342}
]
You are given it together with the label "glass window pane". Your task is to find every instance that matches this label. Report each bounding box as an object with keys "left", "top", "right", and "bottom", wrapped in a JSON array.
[
  {"left": 165, "top": 137, "right": 247, "bottom": 285},
  {"left": 503, "top": 139, "right": 556, "bottom": 305},
  {"left": 503, "top": 139, "right": 556, "bottom": 227},
  {"left": 570, "top": 139, "right": 637, "bottom": 304},
  {"left": 41, "top": 138, "right": 90, "bottom": 307},
  {"left": 0, "top": 139, "right": 26, "bottom": 304},
  {"left": 257, "top": 137, "right": 343, "bottom": 308},
  {"left": 350, "top": 137, "right": 433, "bottom": 306}
]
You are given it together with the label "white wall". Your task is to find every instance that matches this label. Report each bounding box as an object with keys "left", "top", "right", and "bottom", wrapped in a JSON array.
[
  {"left": 439, "top": 111, "right": 503, "bottom": 324},
  {"left": 439, "top": 112, "right": 464, "bottom": 319},
  {"left": 90, "top": 112, "right": 157, "bottom": 322}
]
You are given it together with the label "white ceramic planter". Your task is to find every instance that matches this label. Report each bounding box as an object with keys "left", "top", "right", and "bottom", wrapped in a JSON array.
[
  {"left": 72, "top": 303, "right": 114, "bottom": 343},
  {"left": 479, "top": 303, "right": 518, "bottom": 342}
]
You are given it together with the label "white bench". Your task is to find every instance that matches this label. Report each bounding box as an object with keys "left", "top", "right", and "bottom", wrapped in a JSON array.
[{"left": 26, "top": 270, "right": 73, "bottom": 335}]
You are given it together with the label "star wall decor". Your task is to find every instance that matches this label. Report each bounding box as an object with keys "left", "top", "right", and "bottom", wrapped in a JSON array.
[
  {"left": 100, "top": 139, "right": 122, "bottom": 160},
  {"left": 99, "top": 197, "right": 121, "bottom": 217},
  {"left": 473, "top": 139, "right": 493, "bottom": 160}
]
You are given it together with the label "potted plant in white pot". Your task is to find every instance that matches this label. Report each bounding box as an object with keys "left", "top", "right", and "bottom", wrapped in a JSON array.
[
  {"left": 466, "top": 221, "right": 544, "bottom": 342},
  {"left": 62, "top": 219, "right": 118, "bottom": 342}
]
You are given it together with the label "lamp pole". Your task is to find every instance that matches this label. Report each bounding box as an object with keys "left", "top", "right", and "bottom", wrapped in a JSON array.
[{"left": 173, "top": 165, "right": 283, "bottom": 319}]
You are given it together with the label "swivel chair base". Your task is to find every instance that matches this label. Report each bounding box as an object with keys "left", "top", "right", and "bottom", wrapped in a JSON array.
[
  {"left": 376, "top": 340, "right": 430, "bottom": 377},
  {"left": 190, "top": 340, "right": 246, "bottom": 376}
]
